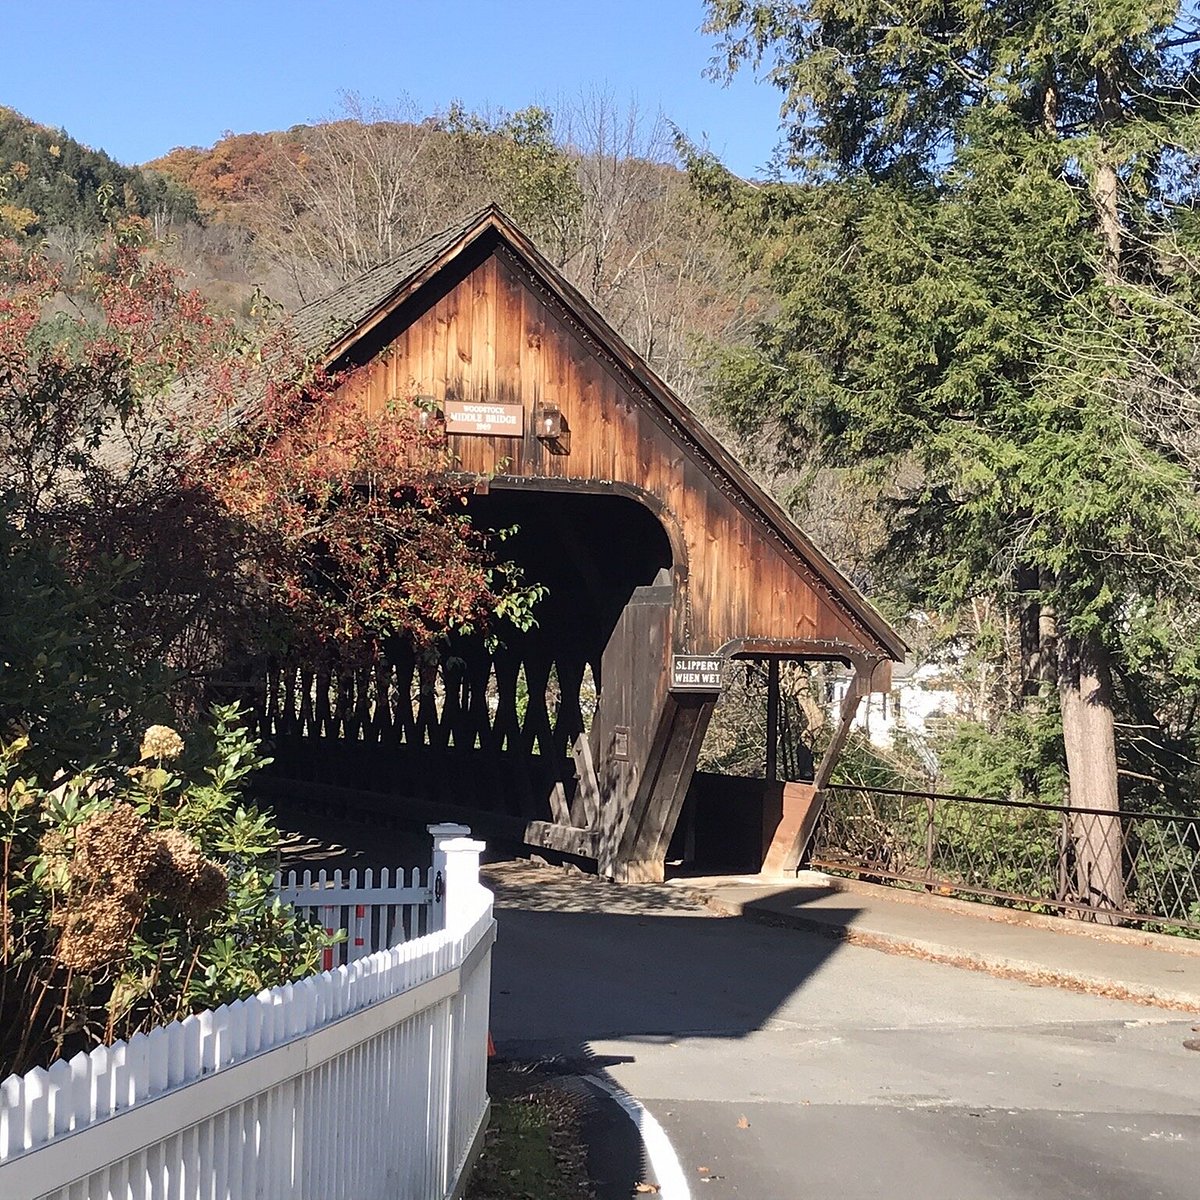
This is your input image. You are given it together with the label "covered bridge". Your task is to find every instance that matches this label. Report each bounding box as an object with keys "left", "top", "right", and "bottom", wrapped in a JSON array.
[{"left": 259, "top": 206, "right": 903, "bottom": 882}]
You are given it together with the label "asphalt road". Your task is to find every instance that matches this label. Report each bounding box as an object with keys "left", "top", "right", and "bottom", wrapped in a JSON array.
[{"left": 486, "top": 863, "right": 1200, "bottom": 1200}]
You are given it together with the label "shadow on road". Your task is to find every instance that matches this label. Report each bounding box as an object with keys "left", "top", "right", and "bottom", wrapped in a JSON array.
[
  {"left": 484, "top": 861, "right": 860, "bottom": 1195},
  {"left": 262, "top": 800, "right": 863, "bottom": 1197},
  {"left": 486, "top": 862, "right": 855, "bottom": 1049}
]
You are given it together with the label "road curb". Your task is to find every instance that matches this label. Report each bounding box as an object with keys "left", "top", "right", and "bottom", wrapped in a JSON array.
[
  {"left": 489, "top": 1055, "right": 691, "bottom": 1199},
  {"left": 685, "top": 887, "right": 1200, "bottom": 1013},
  {"left": 582, "top": 1075, "right": 691, "bottom": 1200},
  {"left": 807, "top": 871, "right": 1200, "bottom": 956}
]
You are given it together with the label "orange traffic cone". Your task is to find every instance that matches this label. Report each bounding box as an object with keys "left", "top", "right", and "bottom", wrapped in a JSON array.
[{"left": 487, "top": 1031, "right": 497, "bottom": 1058}]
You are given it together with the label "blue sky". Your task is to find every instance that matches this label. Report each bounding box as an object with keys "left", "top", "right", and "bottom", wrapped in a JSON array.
[{"left": 5, "top": 0, "right": 786, "bottom": 177}]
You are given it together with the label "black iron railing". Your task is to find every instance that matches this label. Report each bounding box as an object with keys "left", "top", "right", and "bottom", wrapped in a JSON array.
[{"left": 809, "top": 784, "right": 1200, "bottom": 934}]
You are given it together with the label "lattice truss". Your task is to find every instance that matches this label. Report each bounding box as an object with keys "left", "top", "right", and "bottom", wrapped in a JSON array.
[{"left": 259, "top": 637, "right": 600, "bottom": 759}]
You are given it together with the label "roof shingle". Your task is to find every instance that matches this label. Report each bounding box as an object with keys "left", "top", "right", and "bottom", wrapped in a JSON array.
[{"left": 291, "top": 208, "right": 492, "bottom": 355}]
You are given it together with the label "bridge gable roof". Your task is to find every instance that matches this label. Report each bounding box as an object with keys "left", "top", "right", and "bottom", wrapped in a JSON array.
[{"left": 293, "top": 205, "right": 905, "bottom": 662}]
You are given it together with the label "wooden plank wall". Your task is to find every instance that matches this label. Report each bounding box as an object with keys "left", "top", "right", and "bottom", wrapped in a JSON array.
[{"left": 340, "top": 244, "right": 872, "bottom": 658}]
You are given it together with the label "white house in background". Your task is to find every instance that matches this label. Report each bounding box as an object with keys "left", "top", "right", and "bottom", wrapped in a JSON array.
[{"left": 829, "top": 656, "right": 962, "bottom": 753}]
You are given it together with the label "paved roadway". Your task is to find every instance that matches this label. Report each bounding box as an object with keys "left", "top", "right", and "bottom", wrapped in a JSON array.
[{"left": 486, "top": 863, "right": 1200, "bottom": 1200}]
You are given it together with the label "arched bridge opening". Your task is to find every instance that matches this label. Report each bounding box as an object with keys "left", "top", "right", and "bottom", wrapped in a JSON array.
[{"left": 258, "top": 487, "right": 678, "bottom": 868}]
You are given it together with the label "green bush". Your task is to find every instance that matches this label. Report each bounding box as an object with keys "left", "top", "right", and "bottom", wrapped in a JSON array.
[
  {"left": 0, "top": 503, "right": 173, "bottom": 783},
  {"left": 0, "top": 705, "right": 330, "bottom": 1077},
  {"left": 935, "top": 712, "right": 1064, "bottom": 803}
]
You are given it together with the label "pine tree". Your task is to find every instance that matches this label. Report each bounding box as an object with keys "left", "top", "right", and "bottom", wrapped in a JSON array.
[{"left": 699, "top": 1, "right": 1200, "bottom": 913}]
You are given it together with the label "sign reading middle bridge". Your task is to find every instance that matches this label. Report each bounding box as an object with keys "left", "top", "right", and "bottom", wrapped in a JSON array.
[{"left": 445, "top": 400, "right": 524, "bottom": 437}]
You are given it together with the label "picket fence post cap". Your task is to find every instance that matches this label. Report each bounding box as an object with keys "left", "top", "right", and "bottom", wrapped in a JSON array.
[
  {"left": 427, "top": 822, "right": 473, "bottom": 839},
  {"left": 441, "top": 837, "right": 486, "bottom": 854}
]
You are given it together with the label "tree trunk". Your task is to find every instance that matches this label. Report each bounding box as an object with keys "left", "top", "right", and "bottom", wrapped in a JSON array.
[
  {"left": 1093, "top": 65, "right": 1124, "bottom": 287},
  {"left": 1016, "top": 565, "right": 1059, "bottom": 709},
  {"left": 1093, "top": 157, "right": 1122, "bottom": 284},
  {"left": 1017, "top": 566, "right": 1057, "bottom": 796},
  {"left": 1015, "top": 563, "right": 1041, "bottom": 701},
  {"left": 1058, "top": 631, "right": 1125, "bottom": 921}
]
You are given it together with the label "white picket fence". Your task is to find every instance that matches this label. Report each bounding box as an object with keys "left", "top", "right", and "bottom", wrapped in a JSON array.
[
  {"left": 0, "top": 823, "right": 495, "bottom": 1200},
  {"left": 274, "top": 866, "right": 436, "bottom": 969}
]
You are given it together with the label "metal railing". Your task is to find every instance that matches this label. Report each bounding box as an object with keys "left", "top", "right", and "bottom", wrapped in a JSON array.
[{"left": 809, "top": 784, "right": 1200, "bottom": 934}]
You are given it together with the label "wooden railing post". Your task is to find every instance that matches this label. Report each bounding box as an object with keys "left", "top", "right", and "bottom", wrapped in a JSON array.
[{"left": 444, "top": 838, "right": 486, "bottom": 933}]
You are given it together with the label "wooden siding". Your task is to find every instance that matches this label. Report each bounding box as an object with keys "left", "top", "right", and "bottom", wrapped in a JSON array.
[{"left": 337, "top": 245, "right": 879, "bottom": 661}]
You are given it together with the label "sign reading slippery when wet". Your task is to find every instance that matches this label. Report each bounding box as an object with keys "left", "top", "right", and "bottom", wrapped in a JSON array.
[
  {"left": 444, "top": 400, "right": 524, "bottom": 437},
  {"left": 671, "top": 655, "right": 724, "bottom": 692}
]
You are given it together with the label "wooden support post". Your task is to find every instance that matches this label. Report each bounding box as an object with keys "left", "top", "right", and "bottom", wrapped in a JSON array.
[
  {"left": 569, "top": 731, "right": 601, "bottom": 827},
  {"left": 606, "top": 693, "right": 716, "bottom": 883},
  {"left": 761, "top": 666, "right": 869, "bottom": 876},
  {"left": 592, "top": 581, "right": 674, "bottom": 879},
  {"left": 765, "top": 658, "right": 780, "bottom": 784}
]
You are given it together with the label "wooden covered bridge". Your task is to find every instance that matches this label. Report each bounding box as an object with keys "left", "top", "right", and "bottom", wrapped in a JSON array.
[{"left": 258, "top": 206, "right": 903, "bottom": 882}]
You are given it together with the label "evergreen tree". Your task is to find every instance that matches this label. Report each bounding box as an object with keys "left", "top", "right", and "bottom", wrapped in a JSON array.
[
  {"left": 698, "top": 1, "right": 1200, "bottom": 912},
  {"left": 0, "top": 107, "right": 198, "bottom": 236}
]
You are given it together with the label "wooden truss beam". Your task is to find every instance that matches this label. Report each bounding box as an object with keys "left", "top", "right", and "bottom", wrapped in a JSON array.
[{"left": 761, "top": 665, "right": 871, "bottom": 875}]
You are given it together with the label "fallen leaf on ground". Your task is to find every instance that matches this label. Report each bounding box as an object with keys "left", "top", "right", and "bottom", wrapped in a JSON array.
[
  {"left": 635, "top": 1184, "right": 660, "bottom": 1194},
  {"left": 736, "top": 1115, "right": 750, "bottom": 1129},
  {"left": 698, "top": 1166, "right": 710, "bottom": 1174}
]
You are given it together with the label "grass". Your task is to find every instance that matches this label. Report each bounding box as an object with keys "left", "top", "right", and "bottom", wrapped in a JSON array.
[{"left": 465, "top": 1062, "right": 594, "bottom": 1200}]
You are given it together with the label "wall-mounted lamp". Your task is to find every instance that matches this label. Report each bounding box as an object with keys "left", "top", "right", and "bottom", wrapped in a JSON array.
[
  {"left": 414, "top": 394, "right": 443, "bottom": 432},
  {"left": 534, "top": 402, "right": 563, "bottom": 441}
]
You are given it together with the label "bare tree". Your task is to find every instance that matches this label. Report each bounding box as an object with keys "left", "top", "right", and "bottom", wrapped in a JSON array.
[
  {"left": 236, "top": 91, "right": 751, "bottom": 407},
  {"left": 553, "top": 90, "right": 750, "bottom": 402},
  {"left": 246, "top": 94, "right": 454, "bottom": 302}
]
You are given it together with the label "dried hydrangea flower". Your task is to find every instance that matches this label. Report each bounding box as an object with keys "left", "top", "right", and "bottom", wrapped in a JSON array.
[
  {"left": 54, "top": 805, "right": 156, "bottom": 970},
  {"left": 139, "top": 725, "right": 184, "bottom": 762},
  {"left": 55, "top": 891, "right": 144, "bottom": 970},
  {"left": 71, "top": 805, "right": 158, "bottom": 892},
  {"left": 53, "top": 807, "right": 229, "bottom": 970},
  {"left": 146, "top": 829, "right": 228, "bottom": 916}
]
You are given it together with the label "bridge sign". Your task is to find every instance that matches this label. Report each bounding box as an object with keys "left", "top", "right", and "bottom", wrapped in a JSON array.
[
  {"left": 444, "top": 400, "right": 524, "bottom": 436},
  {"left": 671, "top": 655, "right": 724, "bottom": 692}
]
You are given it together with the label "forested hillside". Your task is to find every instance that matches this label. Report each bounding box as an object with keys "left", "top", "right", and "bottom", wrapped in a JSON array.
[
  {"left": 0, "top": 97, "right": 754, "bottom": 461},
  {"left": 142, "top": 98, "right": 749, "bottom": 409},
  {"left": 0, "top": 98, "right": 748, "bottom": 406},
  {"left": 0, "top": 107, "right": 197, "bottom": 237}
]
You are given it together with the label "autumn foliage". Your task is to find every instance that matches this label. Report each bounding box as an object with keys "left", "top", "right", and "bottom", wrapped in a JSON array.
[
  {"left": 0, "top": 221, "right": 542, "bottom": 1074},
  {"left": 146, "top": 131, "right": 297, "bottom": 223},
  {"left": 216, "top": 384, "right": 532, "bottom": 661},
  {"left": 0, "top": 219, "right": 537, "bottom": 711}
]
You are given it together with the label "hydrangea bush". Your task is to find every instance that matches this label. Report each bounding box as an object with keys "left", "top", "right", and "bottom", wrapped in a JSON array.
[{"left": 0, "top": 705, "right": 329, "bottom": 1077}]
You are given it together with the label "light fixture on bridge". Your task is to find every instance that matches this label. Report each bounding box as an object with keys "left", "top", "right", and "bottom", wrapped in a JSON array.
[
  {"left": 533, "top": 402, "right": 563, "bottom": 441},
  {"left": 414, "top": 395, "right": 444, "bottom": 433}
]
